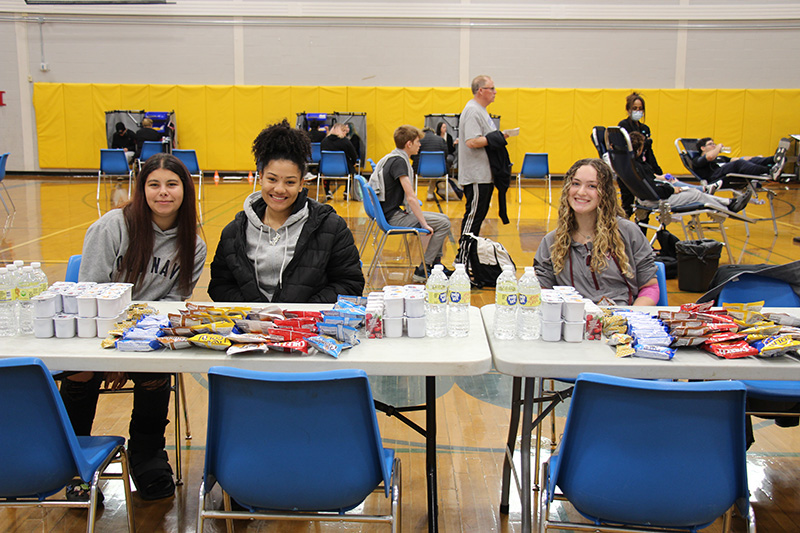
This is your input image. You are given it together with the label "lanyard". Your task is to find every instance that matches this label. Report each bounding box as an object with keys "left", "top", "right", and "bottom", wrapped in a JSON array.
[{"left": 568, "top": 243, "right": 634, "bottom": 305}]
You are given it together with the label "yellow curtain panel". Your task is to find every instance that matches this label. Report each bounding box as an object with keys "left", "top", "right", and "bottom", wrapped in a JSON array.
[{"left": 33, "top": 83, "right": 800, "bottom": 175}]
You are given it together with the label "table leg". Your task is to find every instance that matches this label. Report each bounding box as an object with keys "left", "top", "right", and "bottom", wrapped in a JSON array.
[
  {"left": 500, "top": 376, "right": 523, "bottom": 514},
  {"left": 521, "top": 377, "right": 536, "bottom": 533},
  {"left": 426, "top": 376, "right": 438, "bottom": 533}
]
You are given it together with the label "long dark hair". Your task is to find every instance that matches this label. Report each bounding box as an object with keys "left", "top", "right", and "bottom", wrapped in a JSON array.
[{"left": 119, "top": 153, "right": 199, "bottom": 295}]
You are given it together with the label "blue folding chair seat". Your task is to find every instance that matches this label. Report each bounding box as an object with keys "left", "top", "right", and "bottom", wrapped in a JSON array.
[
  {"left": 172, "top": 149, "right": 204, "bottom": 201},
  {"left": 137, "top": 141, "right": 166, "bottom": 171},
  {"left": 355, "top": 175, "right": 430, "bottom": 285},
  {"left": 0, "top": 357, "right": 135, "bottom": 533},
  {"left": 416, "top": 151, "right": 449, "bottom": 200},
  {"left": 541, "top": 373, "right": 753, "bottom": 533},
  {"left": 198, "top": 367, "right": 400, "bottom": 532},
  {"left": 517, "top": 153, "right": 550, "bottom": 204},
  {"left": 97, "top": 149, "right": 133, "bottom": 204},
  {"left": 317, "top": 150, "right": 352, "bottom": 202}
]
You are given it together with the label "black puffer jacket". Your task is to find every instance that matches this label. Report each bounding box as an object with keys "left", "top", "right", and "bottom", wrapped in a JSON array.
[{"left": 208, "top": 191, "right": 365, "bottom": 303}]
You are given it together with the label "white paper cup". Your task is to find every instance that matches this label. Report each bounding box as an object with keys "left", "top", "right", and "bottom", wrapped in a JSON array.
[
  {"left": 541, "top": 319, "right": 563, "bottom": 342},
  {"left": 53, "top": 314, "right": 76, "bottom": 338},
  {"left": 406, "top": 316, "right": 426, "bottom": 338},
  {"left": 383, "top": 317, "right": 404, "bottom": 338},
  {"left": 33, "top": 317, "right": 54, "bottom": 338},
  {"left": 77, "top": 316, "right": 97, "bottom": 338},
  {"left": 562, "top": 320, "right": 585, "bottom": 342}
]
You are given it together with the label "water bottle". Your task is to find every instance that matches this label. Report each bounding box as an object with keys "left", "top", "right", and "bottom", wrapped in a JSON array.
[
  {"left": 493, "top": 265, "right": 518, "bottom": 339},
  {"left": 517, "top": 266, "right": 542, "bottom": 340},
  {"left": 31, "top": 261, "right": 49, "bottom": 294},
  {"left": 17, "top": 266, "right": 36, "bottom": 335},
  {"left": 447, "top": 263, "right": 471, "bottom": 337},
  {"left": 6, "top": 264, "right": 19, "bottom": 330},
  {"left": 0, "top": 267, "right": 16, "bottom": 336},
  {"left": 425, "top": 264, "right": 449, "bottom": 338}
]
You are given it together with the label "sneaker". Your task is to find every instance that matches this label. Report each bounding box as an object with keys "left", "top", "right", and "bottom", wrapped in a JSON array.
[
  {"left": 769, "top": 162, "right": 783, "bottom": 181},
  {"left": 412, "top": 264, "right": 429, "bottom": 283},
  {"left": 728, "top": 188, "right": 753, "bottom": 213},
  {"left": 66, "top": 481, "right": 104, "bottom": 504},
  {"left": 704, "top": 180, "right": 722, "bottom": 195}
]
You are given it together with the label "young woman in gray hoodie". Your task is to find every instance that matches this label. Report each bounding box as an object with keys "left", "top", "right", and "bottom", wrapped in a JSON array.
[
  {"left": 61, "top": 153, "right": 206, "bottom": 501},
  {"left": 209, "top": 120, "right": 364, "bottom": 303}
]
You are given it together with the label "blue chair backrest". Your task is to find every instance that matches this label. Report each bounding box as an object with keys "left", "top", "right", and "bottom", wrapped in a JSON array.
[
  {"left": 655, "top": 261, "right": 668, "bottom": 306},
  {"left": 139, "top": 141, "right": 164, "bottom": 162},
  {"left": 0, "top": 152, "right": 9, "bottom": 182},
  {"left": 99, "top": 149, "right": 130, "bottom": 175},
  {"left": 417, "top": 151, "right": 447, "bottom": 178},
  {"left": 0, "top": 358, "right": 90, "bottom": 499},
  {"left": 65, "top": 254, "right": 82, "bottom": 283},
  {"left": 172, "top": 149, "right": 200, "bottom": 174},
  {"left": 310, "top": 142, "right": 322, "bottom": 163},
  {"left": 363, "top": 180, "right": 398, "bottom": 232},
  {"left": 319, "top": 150, "right": 349, "bottom": 177},
  {"left": 204, "top": 367, "right": 390, "bottom": 512},
  {"left": 354, "top": 175, "right": 376, "bottom": 220},
  {"left": 519, "top": 153, "right": 549, "bottom": 178},
  {"left": 552, "top": 373, "right": 748, "bottom": 529},
  {"left": 549, "top": 374, "right": 748, "bottom": 529},
  {"left": 718, "top": 273, "right": 800, "bottom": 307}
]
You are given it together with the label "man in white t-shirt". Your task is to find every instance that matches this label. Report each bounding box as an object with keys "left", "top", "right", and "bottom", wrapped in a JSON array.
[{"left": 457, "top": 75, "right": 507, "bottom": 261}]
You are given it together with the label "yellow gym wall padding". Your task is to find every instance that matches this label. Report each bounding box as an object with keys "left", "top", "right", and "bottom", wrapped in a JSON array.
[{"left": 33, "top": 83, "right": 799, "bottom": 175}]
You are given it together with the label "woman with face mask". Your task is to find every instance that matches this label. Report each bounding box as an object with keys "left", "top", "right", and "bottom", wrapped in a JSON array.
[{"left": 616, "top": 92, "right": 663, "bottom": 217}]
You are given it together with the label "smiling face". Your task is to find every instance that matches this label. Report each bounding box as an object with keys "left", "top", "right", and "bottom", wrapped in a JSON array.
[
  {"left": 145, "top": 168, "right": 184, "bottom": 230},
  {"left": 567, "top": 164, "right": 600, "bottom": 216},
  {"left": 260, "top": 159, "right": 302, "bottom": 221}
]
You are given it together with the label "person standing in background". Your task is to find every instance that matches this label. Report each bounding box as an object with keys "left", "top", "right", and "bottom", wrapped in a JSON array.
[{"left": 618, "top": 92, "right": 662, "bottom": 217}]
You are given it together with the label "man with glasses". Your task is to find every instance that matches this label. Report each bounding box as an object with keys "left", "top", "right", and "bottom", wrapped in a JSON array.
[
  {"left": 456, "top": 75, "right": 506, "bottom": 262},
  {"left": 694, "top": 137, "right": 784, "bottom": 191}
]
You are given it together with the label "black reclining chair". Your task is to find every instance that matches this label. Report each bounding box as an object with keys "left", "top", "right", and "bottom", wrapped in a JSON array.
[
  {"left": 590, "top": 126, "right": 612, "bottom": 169},
  {"left": 607, "top": 126, "right": 753, "bottom": 263},
  {"left": 675, "top": 137, "right": 788, "bottom": 236}
]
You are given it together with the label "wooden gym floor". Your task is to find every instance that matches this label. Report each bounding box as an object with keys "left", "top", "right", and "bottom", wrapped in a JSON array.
[{"left": 1, "top": 174, "right": 800, "bottom": 532}]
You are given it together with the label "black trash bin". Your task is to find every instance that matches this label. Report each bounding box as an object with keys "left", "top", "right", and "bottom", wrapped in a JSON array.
[{"left": 675, "top": 239, "right": 723, "bottom": 292}]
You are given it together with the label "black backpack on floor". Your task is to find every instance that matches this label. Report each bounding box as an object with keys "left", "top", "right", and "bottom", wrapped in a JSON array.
[{"left": 458, "top": 232, "right": 516, "bottom": 288}]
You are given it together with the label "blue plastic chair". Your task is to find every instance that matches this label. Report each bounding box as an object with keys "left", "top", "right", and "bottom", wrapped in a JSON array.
[
  {"left": 198, "top": 367, "right": 400, "bottom": 532},
  {"left": 718, "top": 272, "right": 800, "bottom": 430},
  {"left": 354, "top": 175, "right": 378, "bottom": 256},
  {"left": 137, "top": 140, "right": 165, "bottom": 171},
  {"left": 172, "top": 149, "right": 204, "bottom": 201},
  {"left": 0, "top": 152, "right": 15, "bottom": 218},
  {"left": 517, "top": 153, "right": 550, "bottom": 204},
  {"left": 65, "top": 254, "right": 82, "bottom": 282},
  {"left": 97, "top": 149, "right": 132, "bottom": 203},
  {"left": 654, "top": 260, "right": 668, "bottom": 305},
  {"left": 0, "top": 357, "right": 135, "bottom": 532},
  {"left": 541, "top": 373, "right": 753, "bottom": 532},
  {"left": 358, "top": 176, "right": 430, "bottom": 283},
  {"left": 318, "top": 150, "right": 352, "bottom": 202},
  {"left": 417, "top": 151, "right": 449, "bottom": 202},
  {"left": 310, "top": 142, "right": 322, "bottom": 164}
]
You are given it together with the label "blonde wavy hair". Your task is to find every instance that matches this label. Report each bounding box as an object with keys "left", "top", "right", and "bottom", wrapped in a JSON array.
[{"left": 550, "top": 158, "right": 631, "bottom": 277}]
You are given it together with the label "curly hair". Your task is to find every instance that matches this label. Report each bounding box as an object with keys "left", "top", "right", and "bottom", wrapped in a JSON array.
[
  {"left": 549, "top": 158, "right": 631, "bottom": 278},
  {"left": 252, "top": 119, "right": 310, "bottom": 175}
]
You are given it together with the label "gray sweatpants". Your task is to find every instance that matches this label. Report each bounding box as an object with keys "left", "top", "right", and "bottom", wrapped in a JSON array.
[{"left": 387, "top": 209, "right": 452, "bottom": 266}]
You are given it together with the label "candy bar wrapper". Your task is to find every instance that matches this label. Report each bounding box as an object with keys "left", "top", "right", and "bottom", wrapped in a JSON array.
[
  {"left": 615, "top": 343, "right": 636, "bottom": 358},
  {"left": 122, "top": 326, "right": 162, "bottom": 340},
  {"left": 267, "top": 327, "right": 316, "bottom": 342},
  {"left": 282, "top": 310, "right": 324, "bottom": 321},
  {"left": 116, "top": 338, "right": 162, "bottom": 352},
  {"left": 320, "top": 313, "right": 363, "bottom": 328},
  {"left": 273, "top": 318, "right": 318, "bottom": 332},
  {"left": 317, "top": 322, "right": 360, "bottom": 345},
  {"left": 168, "top": 313, "right": 206, "bottom": 327},
  {"left": 633, "top": 343, "right": 675, "bottom": 360},
  {"left": 159, "top": 326, "right": 194, "bottom": 337},
  {"left": 606, "top": 333, "right": 633, "bottom": 346},
  {"left": 190, "top": 320, "right": 235, "bottom": 335},
  {"left": 233, "top": 319, "right": 275, "bottom": 334},
  {"left": 705, "top": 331, "right": 747, "bottom": 344},
  {"left": 100, "top": 336, "right": 117, "bottom": 349},
  {"left": 266, "top": 339, "right": 310, "bottom": 354},
  {"left": 226, "top": 332, "right": 272, "bottom": 344},
  {"left": 307, "top": 335, "right": 344, "bottom": 358},
  {"left": 704, "top": 341, "right": 758, "bottom": 359},
  {"left": 246, "top": 307, "right": 284, "bottom": 321},
  {"left": 753, "top": 334, "right": 800, "bottom": 357},
  {"left": 158, "top": 336, "right": 191, "bottom": 350},
  {"left": 722, "top": 301, "right": 765, "bottom": 313},
  {"left": 136, "top": 314, "right": 169, "bottom": 328},
  {"left": 680, "top": 301, "right": 714, "bottom": 313},
  {"left": 764, "top": 312, "right": 800, "bottom": 327},
  {"left": 227, "top": 343, "right": 271, "bottom": 355},
  {"left": 658, "top": 310, "right": 692, "bottom": 321},
  {"left": 189, "top": 333, "right": 231, "bottom": 351},
  {"left": 741, "top": 324, "right": 781, "bottom": 336},
  {"left": 696, "top": 312, "right": 737, "bottom": 324},
  {"left": 337, "top": 295, "right": 369, "bottom": 307},
  {"left": 670, "top": 336, "right": 708, "bottom": 347}
]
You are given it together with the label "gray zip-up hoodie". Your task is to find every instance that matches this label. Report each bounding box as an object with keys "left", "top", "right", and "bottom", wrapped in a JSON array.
[
  {"left": 79, "top": 208, "right": 207, "bottom": 301},
  {"left": 242, "top": 191, "right": 309, "bottom": 301}
]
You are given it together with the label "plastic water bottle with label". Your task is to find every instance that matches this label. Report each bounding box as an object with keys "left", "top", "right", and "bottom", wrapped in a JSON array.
[
  {"left": 31, "top": 262, "right": 49, "bottom": 294},
  {"left": 447, "top": 263, "right": 471, "bottom": 337},
  {"left": 517, "top": 266, "right": 542, "bottom": 340},
  {"left": 425, "top": 264, "right": 449, "bottom": 338},
  {"left": 493, "top": 265, "right": 518, "bottom": 339},
  {"left": 0, "top": 267, "right": 16, "bottom": 336},
  {"left": 17, "top": 266, "right": 36, "bottom": 335}
]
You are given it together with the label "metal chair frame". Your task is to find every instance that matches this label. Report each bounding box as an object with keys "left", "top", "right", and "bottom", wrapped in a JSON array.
[
  {"left": 317, "top": 150, "right": 353, "bottom": 202},
  {"left": 97, "top": 149, "right": 133, "bottom": 207},
  {"left": 417, "top": 151, "right": 450, "bottom": 203}
]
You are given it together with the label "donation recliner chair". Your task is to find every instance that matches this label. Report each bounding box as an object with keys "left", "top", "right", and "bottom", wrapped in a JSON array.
[
  {"left": 606, "top": 126, "right": 753, "bottom": 263},
  {"left": 675, "top": 136, "right": 788, "bottom": 236}
]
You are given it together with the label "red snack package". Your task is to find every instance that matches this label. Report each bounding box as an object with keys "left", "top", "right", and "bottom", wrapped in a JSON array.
[
  {"left": 703, "top": 341, "right": 759, "bottom": 359},
  {"left": 267, "top": 327, "right": 316, "bottom": 342},
  {"left": 704, "top": 332, "right": 746, "bottom": 344},
  {"left": 273, "top": 318, "right": 318, "bottom": 332},
  {"left": 705, "top": 322, "right": 740, "bottom": 333},
  {"left": 680, "top": 301, "right": 714, "bottom": 313},
  {"left": 282, "top": 310, "right": 324, "bottom": 321},
  {"left": 266, "top": 339, "right": 310, "bottom": 354}
]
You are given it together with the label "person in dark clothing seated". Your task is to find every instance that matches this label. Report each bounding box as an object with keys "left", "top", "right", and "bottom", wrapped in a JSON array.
[
  {"left": 319, "top": 123, "right": 359, "bottom": 201},
  {"left": 111, "top": 121, "right": 137, "bottom": 163},
  {"left": 436, "top": 121, "right": 457, "bottom": 169},
  {"left": 307, "top": 120, "right": 327, "bottom": 143},
  {"left": 208, "top": 119, "right": 364, "bottom": 303},
  {"left": 629, "top": 132, "right": 751, "bottom": 213},
  {"left": 694, "top": 136, "right": 782, "bottom": 191},
  {"left": 617, "top": 92, "right": 662, "bottom": 218},
  {"left": 411, "top": 127, "right": 449, "bottom": 201},
  {"left": 134, "top": 117, "right": 163, "bottom": 159}
]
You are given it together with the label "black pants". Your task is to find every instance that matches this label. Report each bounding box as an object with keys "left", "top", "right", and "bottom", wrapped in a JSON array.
[
  {"left": 714, "top": 156, "right": 773, "bottom": 188},
  {"left": 60, "top": 371, "right": 171, "bottom": 453},
  {"left": 456, "top": 183, "right": 493, "bottom": 263}
]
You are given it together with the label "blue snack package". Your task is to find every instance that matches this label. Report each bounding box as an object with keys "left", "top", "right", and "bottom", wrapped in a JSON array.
[
  {"left": 306, "top": 335, "right": 343, "bottom": 358},
  {"left": 116, "top": 338, "right": 162, "bottom": 352}
]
